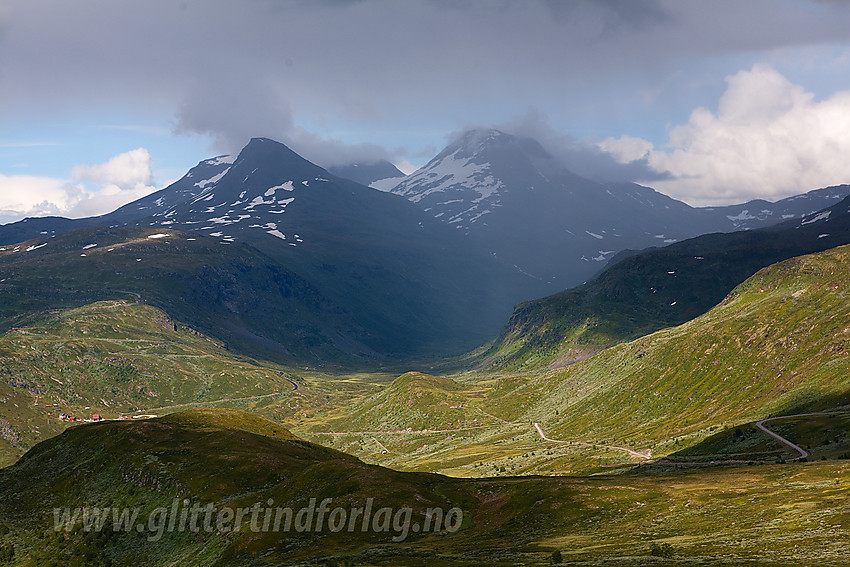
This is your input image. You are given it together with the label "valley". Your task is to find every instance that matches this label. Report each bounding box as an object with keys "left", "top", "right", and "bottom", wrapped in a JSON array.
[
  {"left": 1, "top": 241, "right": 848, "bottom": 564},
  {"left": 0, "top": 136, "right": 849, "bottom": 565}
]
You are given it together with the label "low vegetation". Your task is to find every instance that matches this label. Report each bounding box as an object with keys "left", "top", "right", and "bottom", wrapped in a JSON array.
[
  {"left": 0, "top": 410, "right": 846, "bottom": 565},
  {"left": 479, "top": 195, "right": 850, "bottom": 371},
  {"left": 2, "top": 232, "right": 850, "bottom": 564}
]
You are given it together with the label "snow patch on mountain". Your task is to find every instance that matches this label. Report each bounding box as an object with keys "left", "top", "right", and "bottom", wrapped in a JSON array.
[
  {"left": 396, "top": 150, "right": 504, "bottom": 205},
  {"left": 727, "top": 209, "right": 757, "bottom": 221},
  {"left": 801, "top": 210, "right": 831, "bottom": 225},
  {"left": 266, "top": 181, "right": 295, "bottom": 194},
  {"left": 207, "top": 155, "right": 236, "bottom": 166},
  {"left": 195, "top": 168, "right": 231, "bottom": 190},
  {"left": 370, "top": 176, "right": 404, "bottom": 192}
]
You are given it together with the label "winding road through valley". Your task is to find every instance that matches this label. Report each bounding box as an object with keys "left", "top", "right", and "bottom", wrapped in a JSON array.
[
  {"left": 533, "top": 422, "right": 652, "bottom": 460},
  {"left": 753, "top": 413, "right": 831, "bottom": 460}
]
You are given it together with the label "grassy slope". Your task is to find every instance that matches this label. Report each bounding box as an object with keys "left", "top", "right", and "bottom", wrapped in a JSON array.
[
  {"left": 0, "top": 300, "right": 315, "bottom": 466},
  {"left": 479, "top": 196, "right": 850, "bottom": 371},
  {"left": 531, "top": 242, "right": 850, "bottom": 452},
  {"left": 0, "top": 409, "right": 847, "bottom": 566},
  {"left": 305, "top": 244, "right": 850, "bottom": 478}
]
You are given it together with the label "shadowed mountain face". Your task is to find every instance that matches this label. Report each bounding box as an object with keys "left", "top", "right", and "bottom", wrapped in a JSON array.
[
  {"left": 483, "top": 193, "right": 850, "bottom": 370},
  {"left": 383, "top": 129, "right": 850, "bottom": 291},
  {"left": 0, "top": 139, "right": 534, "bottom": 363},
  {"left": 0, "top": 226, "right": 379, "bottom": 363}
]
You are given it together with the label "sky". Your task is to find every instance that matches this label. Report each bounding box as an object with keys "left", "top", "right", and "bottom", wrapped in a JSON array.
[{"left": 2, "top": 0, "right": 850, "bottom": 223}]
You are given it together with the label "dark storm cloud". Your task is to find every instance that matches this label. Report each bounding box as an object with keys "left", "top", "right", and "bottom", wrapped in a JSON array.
[
  {"left": 542, "top": 0, "right": 672, "bottom": 32},
  {"left": 491, "top": 111, "right": 671, "bottom": 184},
  {"left": 2, "top": 0, "right": 850, "bottom": 173}
]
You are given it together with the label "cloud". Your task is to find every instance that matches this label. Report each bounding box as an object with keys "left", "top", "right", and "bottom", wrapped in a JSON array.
[
  {"left": 173, "top": 75, "right": 297, "bottom": 154},
  {"left": 71, "top": 148, "right": 154, "bottom": 190},
  {"left": 2, "top": 0, "right": 850, "bottom": 204},
  {"left": 283, "top": 128, "right": 405, "bottom": 169},
  {"left": 494, "top": 110, "right": 671, "bottom": 183},
  {"left": 601, "top": 65, "right": 850, "bottom": 205},
  {"left": 0, "top": 149, "right": 159, "bottom": 224},
  {"left": 0, "top": 175, "right": 81, "bottom": 224}
]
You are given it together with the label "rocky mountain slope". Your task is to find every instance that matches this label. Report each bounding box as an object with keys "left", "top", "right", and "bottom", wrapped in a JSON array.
[
  {"left": 480, "top": 193, "right": 850, "bottom": 370},
  {"left": 381, "top": 128, "right": 850, "bottom": 289}
]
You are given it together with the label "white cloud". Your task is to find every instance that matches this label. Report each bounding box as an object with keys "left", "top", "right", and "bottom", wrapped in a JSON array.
[
  {"left": 70, "top": 147, "right": 154, "bottom": 190},
  {"left": 602, "top": 65, "right": 850, "bottom": 205},
  {"left": 0, "top": 149, "right": 158, "bottom": 224},
  {"left": 0, "top": 175, "right": 83, "bottom": 224}
]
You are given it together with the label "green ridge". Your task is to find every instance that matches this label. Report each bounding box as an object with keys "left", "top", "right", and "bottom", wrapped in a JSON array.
[
  {"left": 0, "top": 409, "right": 847, "bottom": 565},
  {"left": 313, "top": 244, "right": 850, "bottom": 477}
]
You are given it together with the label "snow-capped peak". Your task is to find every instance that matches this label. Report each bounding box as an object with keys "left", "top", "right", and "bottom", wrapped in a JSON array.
[
  {"left": 443, "top": 128, "right": 506, "bottom": 159},
  {"left": 387, "top": 129, "right": 560, "bottom": 230},
  {"left": 205, "top": 154, "right": 237, "bottom": 167}
]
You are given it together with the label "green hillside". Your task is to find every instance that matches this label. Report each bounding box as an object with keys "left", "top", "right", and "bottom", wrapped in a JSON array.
[
  {"left": 480, "top": 196, "right": 850, "bottom": 371},
  {"left": 530, "top": 242, "right": 850, "bottom": 453},
  {"left": 0, "top": 409, "right": 847, "bottom": 565},
  {"left": 308, "top": 244, "right": 850, "bottom": 477},
  {"left": 0, "top": 300, "right": 311, "bottom": 466}
]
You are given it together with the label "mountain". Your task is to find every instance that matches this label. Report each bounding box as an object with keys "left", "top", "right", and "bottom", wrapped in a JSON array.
[
  {"left": 0, "top": 225, "right": 383, "bottom": 363},
  {"left": 480, "top": 193, "right": 850, "bottom": 370},
  {"left": 315, "top": 244, "right": 850, "bottom": 478},
  {"left": 0, "top": 139, "right": 532, "bottom": 362},
  {"left": 327, "top": 159, "right": 405, "bottom": 187},
  {"left": 2, "top": 133, "right": 848, "bottom": 363},
  {"left": 384, "top": 128, "right": 850, "bottom": 290}
]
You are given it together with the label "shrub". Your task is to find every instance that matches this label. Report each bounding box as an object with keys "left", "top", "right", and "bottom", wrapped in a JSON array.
[{"left": 650, "top": 542, "right": 675, "bottom": 558}]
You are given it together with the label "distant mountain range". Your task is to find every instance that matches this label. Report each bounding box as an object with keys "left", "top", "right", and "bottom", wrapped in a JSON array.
[
  {"left": 480, "top": 192, "right": 850, "bottom": 370},
  {"left": 0, "top": 139, "right": 530, "bottom": 362},
  {"left": 1, "top": 132, "right": 849, "bottom": 364},
  {"left": 359, "top": 129, "right": 850, "bottom": 289}
]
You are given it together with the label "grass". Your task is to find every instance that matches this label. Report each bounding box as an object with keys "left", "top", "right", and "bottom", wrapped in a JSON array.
[
  {"left": 478, "top": 195, "right": 850, "bottom": 372},
  {"left": 0, "top": 409, "right": 848, "bottom": 565},
  {"left": 298, "top": 244, "right": 850, "bottom": 479},
  {"left": 3, "top": 234, "right": 850, "bottom": 563}
]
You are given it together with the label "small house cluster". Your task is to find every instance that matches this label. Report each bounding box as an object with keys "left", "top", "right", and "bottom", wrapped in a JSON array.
[{"left": 49, "top": 406, "right": 104, "bottom": 423}]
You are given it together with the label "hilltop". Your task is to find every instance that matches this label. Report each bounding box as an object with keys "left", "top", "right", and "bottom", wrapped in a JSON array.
[{"left": 0, "top": 408, "right": 847, "bottom": 565}]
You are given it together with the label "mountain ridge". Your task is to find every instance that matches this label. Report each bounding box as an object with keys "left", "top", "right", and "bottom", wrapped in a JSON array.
[
  {"left": 478, "top": 192, "right": 850, "bottom": 371},
  {"left": 379, "top": 128, "right": 850, "bottom": 290},
  {"left": 0, "top": 139, "right": 534, "bottom": 362}
]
